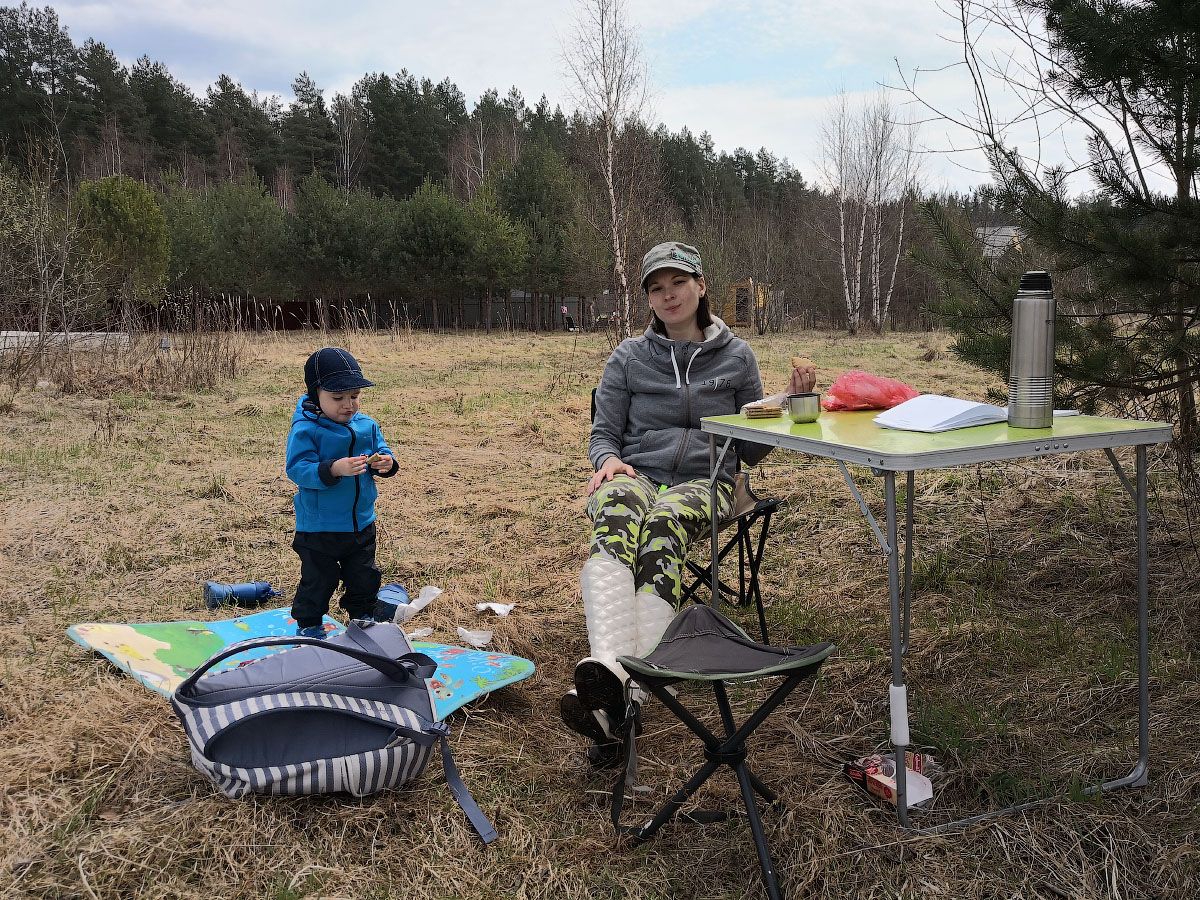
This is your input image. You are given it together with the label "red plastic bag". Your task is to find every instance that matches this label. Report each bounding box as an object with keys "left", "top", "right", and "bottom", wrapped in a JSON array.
[{"left": 822, "top": 371, "right": 919, "bottom": 411}]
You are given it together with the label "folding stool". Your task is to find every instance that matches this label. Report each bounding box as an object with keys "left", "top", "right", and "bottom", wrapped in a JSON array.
[{"left": 612, "top": 604, "right": 835, "bottom": 900}]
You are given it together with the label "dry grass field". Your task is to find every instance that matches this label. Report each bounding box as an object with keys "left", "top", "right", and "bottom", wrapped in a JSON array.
[{"left": 0, "top": 329, "right": 1197, "bottom": 899}]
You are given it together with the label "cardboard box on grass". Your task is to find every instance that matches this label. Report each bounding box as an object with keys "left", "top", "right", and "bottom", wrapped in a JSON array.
[{"left": 844, "top": 751, "right": 934, "bottom": 809}]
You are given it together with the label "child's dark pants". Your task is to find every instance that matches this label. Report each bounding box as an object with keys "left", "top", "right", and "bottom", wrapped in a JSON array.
[{"left": 291, "top": 524, "right": 381, "bottom": 629}]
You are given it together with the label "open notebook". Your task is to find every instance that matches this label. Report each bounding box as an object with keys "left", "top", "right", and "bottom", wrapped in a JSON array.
[{"left": 874, "top": 394, "right": 1079, "bottom": 433}]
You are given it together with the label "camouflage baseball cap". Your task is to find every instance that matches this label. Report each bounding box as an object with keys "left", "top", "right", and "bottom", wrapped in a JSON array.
[{"left": 640, "top": 241, "right": 703, "bottom": 290}]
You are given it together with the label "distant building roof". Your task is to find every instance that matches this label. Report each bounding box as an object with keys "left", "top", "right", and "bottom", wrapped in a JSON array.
[{"left": 975, "top": 225, "right": 1024, "bottom": 258}]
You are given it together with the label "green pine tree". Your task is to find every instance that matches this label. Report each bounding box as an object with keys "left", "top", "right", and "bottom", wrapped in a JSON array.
[{"left": 920, "top": 0, "right": 1200, "bottom": 450}]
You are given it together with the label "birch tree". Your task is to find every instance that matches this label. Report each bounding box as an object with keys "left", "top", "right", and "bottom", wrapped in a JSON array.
[
  {"left": 818, "top": 91, "right": 919, "bottom": 333},
  {"left": 330, "top": 93, "right": 364, "bottom": 192},
  {"left": 564, "top": 0, "right": 647, "bottom": 338}
]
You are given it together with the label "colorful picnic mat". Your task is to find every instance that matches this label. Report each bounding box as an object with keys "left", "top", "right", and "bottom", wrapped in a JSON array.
[{"left": 67, "top": 606, "right": 535, "bottom": 721}]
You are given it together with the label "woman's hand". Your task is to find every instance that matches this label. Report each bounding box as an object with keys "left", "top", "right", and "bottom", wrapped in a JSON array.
[
  {"left": 788, "top": 356, "right": 817, "bottom": 394},
  {"left": 587, "top": 456, "right": 636, "bottom": 496},
  {"left": 332, "top": 455, "right": 368, "bottom": 477}
]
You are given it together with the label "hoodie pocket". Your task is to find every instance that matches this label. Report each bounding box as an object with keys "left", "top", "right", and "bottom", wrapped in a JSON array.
[
  {"left": 294, "top": 489, "right": 319, "bottom": 525},
  {"left": 626, "top": 427, "right": 691, "bottom": 475},
  {"left": 631, "top": 427, "right": 683, "bottom": 456}
]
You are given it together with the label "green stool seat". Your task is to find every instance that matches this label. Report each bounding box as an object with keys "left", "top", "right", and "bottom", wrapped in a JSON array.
[{"left": 618, "top": 603, "right": 833, "bottom": 684}]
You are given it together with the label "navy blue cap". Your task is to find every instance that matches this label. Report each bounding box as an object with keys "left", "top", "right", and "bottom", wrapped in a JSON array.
[{"left": 304, "top": 347, "right": 374, "bottom": 399}]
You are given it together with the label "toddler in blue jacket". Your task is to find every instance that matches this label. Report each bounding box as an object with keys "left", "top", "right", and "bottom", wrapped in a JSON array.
[{"left": 285, "top": 347, "right": 399, "bottom": 637}]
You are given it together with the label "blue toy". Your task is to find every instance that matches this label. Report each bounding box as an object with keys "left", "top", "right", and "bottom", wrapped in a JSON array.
[
  {"left": 203, "top": 580, "right": 281, "bottom": 610},
  {"left": 374, "top": 583, "right": 411, "bottom": 621}
]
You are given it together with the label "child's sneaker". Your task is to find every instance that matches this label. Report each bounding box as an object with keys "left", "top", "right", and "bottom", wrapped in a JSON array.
[{"left": 296, "top": 625, "right": 327, "bottom": 639}]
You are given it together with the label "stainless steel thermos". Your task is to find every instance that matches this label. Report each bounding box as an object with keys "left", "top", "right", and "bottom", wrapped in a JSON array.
[{"left": 1007, "top": 270, "right": 1055, "bottom": 428}]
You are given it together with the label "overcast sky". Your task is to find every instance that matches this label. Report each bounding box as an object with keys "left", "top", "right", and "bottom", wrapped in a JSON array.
[{"left": 47, "top": 0, "right": 1048, "bottom": 194}]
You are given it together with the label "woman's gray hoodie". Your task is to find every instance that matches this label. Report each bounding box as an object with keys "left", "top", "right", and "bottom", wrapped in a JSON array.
[{"left": 589, "top": 316, "right": 770, "bottom": 486}]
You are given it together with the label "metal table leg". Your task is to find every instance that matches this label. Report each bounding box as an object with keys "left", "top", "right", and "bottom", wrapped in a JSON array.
[
  {"left": 834, "top": 464, "right": 915, "bottom": 824},
  {"left": 884, "top": 471, "right": 911, "bottom": 827},
  {"left": 1090, "top": 443, "right": 1150, "bottom": 792},
  {"left": 838, "top": 463, "right": 915, "bottom": 657},
  {"left": 885, "top": 450, "right": 1150, "bottom": 831},
  {"left": 709, "top": 435, "right": 734, "bottom": 614},
  {"left": 902, "top": 470, "right": 915, "bottom": 655}
]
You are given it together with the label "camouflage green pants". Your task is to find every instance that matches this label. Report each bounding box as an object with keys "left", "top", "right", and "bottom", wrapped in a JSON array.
[{"left": 588, "top": 473, "right": 734, "bottom": 607}]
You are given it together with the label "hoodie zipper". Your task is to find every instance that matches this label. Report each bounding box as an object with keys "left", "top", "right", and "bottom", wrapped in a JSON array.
[
  {"left": 668, "top": 345, "right": 692, "bottom": 478},
  {"left": 339, "top": 420, "right": 361, "bottom": 532}
]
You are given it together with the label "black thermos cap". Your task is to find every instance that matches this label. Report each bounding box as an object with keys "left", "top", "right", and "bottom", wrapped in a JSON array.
[{"left": 1019, "top": 271, "right": 1053, "bottom": 292}]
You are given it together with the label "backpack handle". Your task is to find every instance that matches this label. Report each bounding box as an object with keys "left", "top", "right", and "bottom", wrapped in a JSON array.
[{"left": 174, "top": 624, "right": 436, "bottom": 700}]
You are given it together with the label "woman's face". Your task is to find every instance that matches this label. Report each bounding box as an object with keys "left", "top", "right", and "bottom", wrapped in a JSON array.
[{"left": 646, "top": 268, "right": 705, "bottom": 331}]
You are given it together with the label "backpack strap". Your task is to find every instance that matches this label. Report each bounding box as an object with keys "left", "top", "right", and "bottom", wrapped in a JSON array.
[
  {"left": 390, "top": 719, "right": 498, "bottom": 844},
  {"left": 432, "top": 724, "right": 498, "bottom": 844},
  {"left": 340, "top": 621, "right": 412, "bottom": 664},
  {"left": 174, "top": 633, "right": 436, "bottom": 702},
  {"left": 609, "top": 697, "right": 643, "bottom": 835}
]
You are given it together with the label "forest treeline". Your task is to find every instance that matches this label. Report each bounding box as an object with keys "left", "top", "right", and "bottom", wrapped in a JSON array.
[{"left": 0, "top": 2, "right": 1007, "bottom": 333}]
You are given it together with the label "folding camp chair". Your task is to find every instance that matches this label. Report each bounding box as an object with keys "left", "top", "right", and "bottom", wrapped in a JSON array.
[
  {"left": 590, "top": 389, "right": 781, "bottom": 642},
  {"left": 611, "top": 604, "right": 835, "bottom": 900},
  {"left": 681, "top": 471, "right": 781, "bottom": 642}
]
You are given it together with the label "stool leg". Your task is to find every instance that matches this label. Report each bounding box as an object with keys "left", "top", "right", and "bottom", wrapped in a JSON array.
[
  {"left": 747, "top": 768, "right": 778, "bottom": 804},
  {"left": 734, "top": 761, "right": 784, "bottom": 900},
  {"left": 629, "top": 758, "right": 724, "bottom": 844}
]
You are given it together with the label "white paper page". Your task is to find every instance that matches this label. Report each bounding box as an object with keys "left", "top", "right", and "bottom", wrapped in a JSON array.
[{"left": 874, "top": 395, "right": 1004, "bottom": 432}]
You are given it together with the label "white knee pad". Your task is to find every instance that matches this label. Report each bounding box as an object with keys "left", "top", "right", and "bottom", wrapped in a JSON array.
[
  {"left": 634, "top": 589, "right": 676, "bottom": 657},
  {"left": 580, "top": 555, "right": 637, "bottom": 671}
]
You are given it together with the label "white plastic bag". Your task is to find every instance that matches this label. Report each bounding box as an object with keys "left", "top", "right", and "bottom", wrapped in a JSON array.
[
  {"left": 475, "top": 602, "right": 514, "bottom": 617},
  {"left": 393, "top": 585, "right": 442, "bottom": 624}
]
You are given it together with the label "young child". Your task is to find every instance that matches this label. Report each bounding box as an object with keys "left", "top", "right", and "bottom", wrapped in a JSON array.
[{"left": 285, "top": 347, "right": 399, "bottom": 638}]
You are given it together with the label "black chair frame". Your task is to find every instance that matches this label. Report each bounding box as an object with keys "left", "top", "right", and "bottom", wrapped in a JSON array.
[{"left": 681, "top": 482, "right": 780, "bottom": 642}]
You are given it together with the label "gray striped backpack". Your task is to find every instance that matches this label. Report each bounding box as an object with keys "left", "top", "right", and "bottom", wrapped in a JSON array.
[{"left": 171, "top": 620, "right": 496, "bottom": 843}]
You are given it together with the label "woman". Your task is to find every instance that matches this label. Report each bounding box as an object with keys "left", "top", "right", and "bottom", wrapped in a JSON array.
[{"left": 560, "top": 241, "right": 816, "bottom": 764}]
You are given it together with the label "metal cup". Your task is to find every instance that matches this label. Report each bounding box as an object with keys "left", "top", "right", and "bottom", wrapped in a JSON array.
[{"left": 786, "top": 392, "right": 821, "bottom": 424}]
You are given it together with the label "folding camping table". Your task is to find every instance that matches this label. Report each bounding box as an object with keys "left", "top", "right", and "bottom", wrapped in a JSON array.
[{"left": 701, "top": 410, "right": 1173, "bottom": 831}]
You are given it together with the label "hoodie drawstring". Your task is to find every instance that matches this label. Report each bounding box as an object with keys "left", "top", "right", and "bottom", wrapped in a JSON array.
[
  {"left": 668, "top": 345, "right": 705, "bottom": 387},
  {"left": 684, "top": 347, "right": 703, "bottom": 385}
]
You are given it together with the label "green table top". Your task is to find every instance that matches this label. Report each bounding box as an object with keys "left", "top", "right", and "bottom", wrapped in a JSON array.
[{"left": 701, "top": 410, "right": 1173, "bottom": 471}]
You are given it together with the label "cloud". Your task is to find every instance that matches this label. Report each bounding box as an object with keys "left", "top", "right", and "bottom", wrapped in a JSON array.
[
  {"left": 48, "top": 0, "right": 1121, "bottom": 194},
  {"left": 56, "top": 0, "right": 581, "bottom": 105}
]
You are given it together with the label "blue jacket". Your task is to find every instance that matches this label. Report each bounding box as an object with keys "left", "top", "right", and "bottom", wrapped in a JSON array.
[{"left": 285, "top": 396, "right": 397, "bottom": 533}]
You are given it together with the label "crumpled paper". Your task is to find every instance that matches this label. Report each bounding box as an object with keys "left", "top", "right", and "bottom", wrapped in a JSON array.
[
  {"left": 455, "top": 627, "right": 492, "bottom": 648},
  {"left": 475, "top": 602, "right": 514, "bottom": 617}
]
